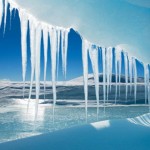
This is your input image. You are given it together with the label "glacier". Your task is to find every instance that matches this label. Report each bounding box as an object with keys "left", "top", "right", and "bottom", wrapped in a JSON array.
[{"left": 0, "top": 0, "right": 150, "bottom": 117}]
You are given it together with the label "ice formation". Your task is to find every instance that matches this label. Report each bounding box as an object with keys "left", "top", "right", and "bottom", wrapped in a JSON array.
[
  {"left": 89, "top": 44, "right": 99, "bottom": 114},
  {"left": 1, "top": 0, "right": 150, "bottom": 117},
  {"left": 82, "top": 39, "right": 89, "bottom": 117}
]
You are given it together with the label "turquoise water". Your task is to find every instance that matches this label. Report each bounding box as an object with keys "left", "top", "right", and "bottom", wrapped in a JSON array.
[{"left": 0, "top": 99, "right": 149, "bottom": 143}]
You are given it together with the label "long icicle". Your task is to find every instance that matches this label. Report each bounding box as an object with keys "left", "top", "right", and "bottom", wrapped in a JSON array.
[
  {"left": 82, "top": 39, "right": 89, "bottom": 121},
  {"left": 49, "top": 27, "right": 57, "bottom": 118},
  {"left": 35, "top": 22, "right": 42, "bottom": 119},
  {"left": 61, "top": 29, "right": 69, "bottom": 79},
  {"left": 106, "top": 47, "right": 113, "bottom": 102},
  {"left": 102, "top": 47, "right": 106, "bottom": 109},
  {"left": 0, "top": 0, "right": 4, "bottom": 27},
  {"left": 115, "top": 48, "right": 118, "bottom": 104},
  {"left": 124, "top": 52, "right": 129, "bottom": 100},
  {"left": 89, "top": 44, "right": 99, "bottom": 119},
  {"left": 144, "top": 63, "right": 149, "bottom": 104},
  {"left": 129, "top": 56, "right": 133, "bottom": 95},
  {"left": 19, "top": 9, "right": 28, "bottom": 98},
  {"left": 27, "top": 16, "right": 36, "bottom": 111},
  {"left": 42, "top": 24, "right": 49, "bottom": 99},
  {"left": 4, "top": 0, "right": 8, "bottom": 34},
  {"left": 56, "top": 27, "right": 61, "bottom": 79},
  {"left": 133, "top": 58, "right": 137, "bottom": 104},
  {"left": 115, "top": 48, "right": 122, "bottom": 103},
  {"left": 118, "top": 51, "right": 122, "bottom": 98}
]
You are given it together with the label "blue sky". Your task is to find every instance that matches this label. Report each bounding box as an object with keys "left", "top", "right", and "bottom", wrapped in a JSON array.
[{"left": 0, "top": 0, "right": 149, "bottom": 81}]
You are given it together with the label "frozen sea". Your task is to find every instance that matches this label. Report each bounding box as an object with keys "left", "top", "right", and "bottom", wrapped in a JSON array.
[{"left": 0, "top": 97, "right": 149, "bottom": 143}]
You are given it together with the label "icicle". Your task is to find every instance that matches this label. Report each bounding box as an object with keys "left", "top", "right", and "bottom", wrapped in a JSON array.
[
  {"left": 35, "top": 22, "right": 42, "bottom": 118},
  {"left": 109, "top": 48, "right": 113, "bottom": 92},
  {"left": 124, "top": 52, "right": 129, "bottom": 100},
  {"left": 9, "top": 5, "right": 13, "bottom": 29},
  {"left": 115, "top": 48, "right": 122, "bottom": 103},
  {"left": 133, "top": 58, "right": 137, "bottom": 104},
  {"left": 102, "top": 47, "right": 106, "bottom": 106},
  {"left": 118, "top": 52, "right": 122, "bottom": 98},
  {"left": 56, "top": 27, "right": 61, "bottom": 79},
  {"left": 106, "top": 47, "right": 113, "bottom": 102},
  {"left": 0, "top": 0, "right": 4, "bottom": 27},
  {"left": 89, "top": 44, "right": 99, "bottom": 117},
  {"left": 144, "top": 64, "right": 149, "bottom": 104},
  {"left": 49, "top": 26, "right": 57, "bottom": 110},
  {"left": 27, "top": 16, "right": 37, "bottom": 111},
  {"left": 115, "top": 48, "right": 118, "bottom": 103},
  {"left": 4, "top": 0, "right": 8, "bottom": 33},
  {"left": 129, "top": 56, "right": 133, "bottom": 95},
  {"left": 61, "top": 29, "right": 69, "bottom": 79},
  {"left": 82, "top": 39, "right": 89, "bottom": 120},
  {"left": 42, "top": 23, "right": 49, "bottom": 99},
  {"left": 19, "top": 9, "right": 28, "bottom": 97}
]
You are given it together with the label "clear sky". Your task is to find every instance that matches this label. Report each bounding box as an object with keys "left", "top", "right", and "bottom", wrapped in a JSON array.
[{"left": 0, "top": 0, "right": 149, "bottom": 81}]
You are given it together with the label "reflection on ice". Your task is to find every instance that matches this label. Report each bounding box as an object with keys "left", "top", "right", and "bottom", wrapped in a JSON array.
[
  {"left": 128, "top": 113, "right": 150, "bottom": 127},
  {"left": 91, "top": 120, "right": 110, "bottom": 130}
]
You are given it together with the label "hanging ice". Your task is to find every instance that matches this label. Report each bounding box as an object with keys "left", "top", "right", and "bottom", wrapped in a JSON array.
[
  {"left": 2, "top": 0, "right": 150, "bottom": 119},
  {"left": 28, "top": 15, "right": 37, "bottom": 110},
  {"left": 42, "top": 23, "right": 49, "bottom": 99},
  {"left": 35, "top": 23, "right": 42, "bottom": 117},
  {"left": 129, "top": 56, "right": 133, "bottom": 95},
  {"left": 102, "top": 47, "right": 106, "bottom": 105},
  {"left": 56, "top": 28, "right": 60, "bottom": 79},
  {"left": 61, "top": 29, "right": 69, "bottom": 79},
  {"left": 49, "top": 27, "right": 57, "bottom": 110},
  {"left": 82, "top": 39, "right": 89, "bottom": 118},
  {"left": 19, "top": 9, "right": 28, "bottom": 97},
  {"left": 4, "top": 0, "right": 8, "bottom": 33},
  {"left": 133, "top": 58, "right": 137, "bottom": 103},
  {"left": 106, "top": 47, "right": 113, "bottom": 101},
  {"left": 0, "top": 0, "right": 3, "bottom": 27},
  {"left": 115, "top": 48, "right": 122, "bottom": 102},
  {"left": 89, "top": 44, "right": 99, "bottom": 115},
  {"left": 124, "top": 52, "right": 129, "bottom": 100},
  {"left": 144, "top": 64, "right": 149, "bottom": 104}
]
